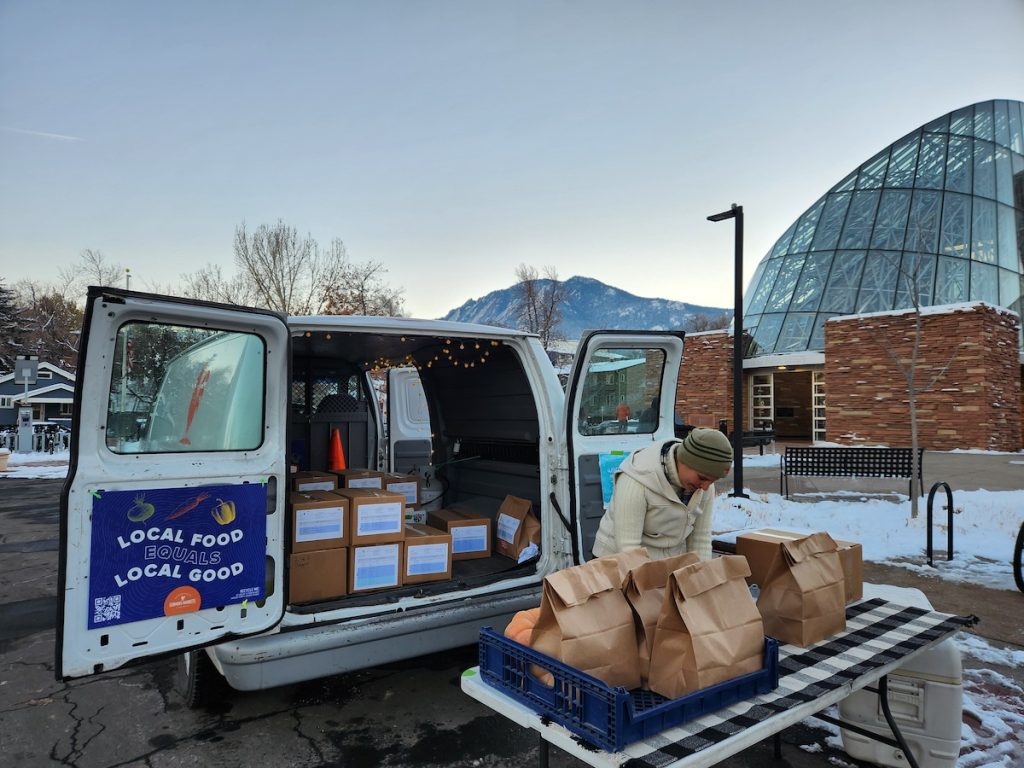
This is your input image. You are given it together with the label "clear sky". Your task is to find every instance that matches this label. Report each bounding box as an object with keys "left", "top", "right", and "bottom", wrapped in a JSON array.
[{"left": 2, "top": 1, "right": 1023, "bottom": 319}]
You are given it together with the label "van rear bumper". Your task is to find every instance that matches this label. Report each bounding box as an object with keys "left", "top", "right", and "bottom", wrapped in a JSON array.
[{"left": 209, "top": 586, "right": 541, "bottom": 690}]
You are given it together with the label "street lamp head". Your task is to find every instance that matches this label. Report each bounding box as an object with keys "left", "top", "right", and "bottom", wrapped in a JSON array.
[{"left": 707, "top": 204, "right": 740, "bottom": 222}]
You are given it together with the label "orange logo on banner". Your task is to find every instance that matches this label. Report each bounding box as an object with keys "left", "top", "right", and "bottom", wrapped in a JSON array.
[{"left": 164, "top": 586, "right": 202, "bottom": 615}]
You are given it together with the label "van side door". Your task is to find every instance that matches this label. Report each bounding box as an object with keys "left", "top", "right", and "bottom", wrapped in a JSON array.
[
  {"left": 57, "top": 288, "right": 290, "bottom": 679},
  {"left": 560, "top": 330, "right": 685, "bottom": 562}
]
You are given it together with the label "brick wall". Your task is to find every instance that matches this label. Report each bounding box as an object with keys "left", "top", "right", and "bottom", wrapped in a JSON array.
[
  {"left": 824, "top": 303, "right": 1021, "bottom": 451},
  {"left": 676, "top": 330, "right": 736, "bottom": 430}
]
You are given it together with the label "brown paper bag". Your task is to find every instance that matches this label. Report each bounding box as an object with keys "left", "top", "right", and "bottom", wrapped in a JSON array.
[
  {"left": 622, "top": 552, "right": 699, "bottom": 688},
  {"left": 602, "top": 547, "right": 651, "bottom": 584},
  {"left": 648, "top": 555, "right": 765, "bottom": 699},
  {"left": 531, "top": 557, "right": 642, "bottom": 689},
  {"left": 756, "top": 531, "right": 846, "bottom": 647},
  {"left": 494, "top": 495, "right": 541, "bottom": 560}
]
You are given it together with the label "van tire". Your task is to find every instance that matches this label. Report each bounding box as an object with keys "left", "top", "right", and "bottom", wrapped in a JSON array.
[{"left": 176, "top": 650, "right": 218, "bottom": 709}]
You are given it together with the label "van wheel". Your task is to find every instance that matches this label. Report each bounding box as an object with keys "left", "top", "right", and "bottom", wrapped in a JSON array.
[{"left": 176, "top": 650, "right": 218, "bottom": 709}]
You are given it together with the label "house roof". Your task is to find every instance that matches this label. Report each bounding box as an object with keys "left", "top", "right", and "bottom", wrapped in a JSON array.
[{"left": 0, "top": 361, "right": 76, "bottom": 385}]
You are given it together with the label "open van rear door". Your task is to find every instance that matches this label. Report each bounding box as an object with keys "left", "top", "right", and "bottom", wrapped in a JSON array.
[
  {"left": 561, "top": 330, "right": 685, "bottom": 563},
  {"left": 57, "top": 288, "right": 290, "bottom": 679}
]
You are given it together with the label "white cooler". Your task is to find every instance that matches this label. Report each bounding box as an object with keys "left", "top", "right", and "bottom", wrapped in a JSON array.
[{"left": 839, "top": 584, "right": 962, "bottom": 768}]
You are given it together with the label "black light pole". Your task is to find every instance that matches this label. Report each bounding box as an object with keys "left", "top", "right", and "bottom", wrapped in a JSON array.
[{"left": 707, "top": 203, "right": 748, "bottom": 499}]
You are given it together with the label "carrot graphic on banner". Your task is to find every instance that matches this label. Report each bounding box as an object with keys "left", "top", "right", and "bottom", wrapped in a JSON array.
[
  {"left": 180, "top": 365, "right": 211, "bottom": 445},
  {"left": 328, "top": 428, "right": 346, "bottom": 471}
]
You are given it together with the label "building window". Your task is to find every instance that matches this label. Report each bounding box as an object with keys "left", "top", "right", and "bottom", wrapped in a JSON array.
[
  {"left": 0, "top": 396, "right": 12, "bottom": 409},
  {"left": 37, "top": 370, "right": 52, "bottom": 379}
]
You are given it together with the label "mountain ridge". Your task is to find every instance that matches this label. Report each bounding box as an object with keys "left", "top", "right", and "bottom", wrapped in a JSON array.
[{"left": 441, "top": 275, "right": 729, "bottom": 339}]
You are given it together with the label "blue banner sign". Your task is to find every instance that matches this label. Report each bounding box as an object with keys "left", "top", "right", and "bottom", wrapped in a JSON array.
[{"left": 88, "top": 483, "right": 267, "bottom": 629}]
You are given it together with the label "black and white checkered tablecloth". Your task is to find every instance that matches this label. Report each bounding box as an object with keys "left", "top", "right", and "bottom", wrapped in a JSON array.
[{"left": 617, "top": 598, "right": 974, "bottom": 768}]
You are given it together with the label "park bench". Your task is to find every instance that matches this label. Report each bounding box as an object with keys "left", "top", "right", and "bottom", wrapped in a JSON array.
[
  {"left": 780, "top": 445, "right": 923, "bottom": 499},
  {"left": 736, "top": 423, "right": 775, "bottom": 455}
]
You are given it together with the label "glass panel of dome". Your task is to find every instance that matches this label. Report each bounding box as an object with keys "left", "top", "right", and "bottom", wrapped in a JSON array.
[
  {"left": 970, "top": 262, "right": 998, "bottom": 302},
  {"left": 811, "top": 193, "right": 851, "bottom": 251},
  {"left": 810, "top": 313, "right": 837, "bottom": 349},
  {"left": 923, "top": 113, "right": 949, "bottom": 134},
  {"left": 1017, "top": 209, "right": 1024, "bottom": 266},
  {"left": 743, "top": 261, "right": 768, "bottom": 314},
  {"left": 770, "top": 221, "right": 798, "bottom": 258},
  {"left": 765, "top": 254, "right": 803, "bottom": 311},
  {"left": 885, "top": 133, "right": 920, "bottom": 188},
  {"left": 788, "top": 198, "right": 825, "bottom": 254},
  {"left": 905, "top": 190, "right": 942, "bottom": 253},
  {"left": 974, "top": 102, "right": 994, "bottom": 142},
  {"left": 973, "top": 140, "right": 996, "bottom": 199},
  {"left": 940, "top": 192, "right": 971, "bottom": 258},
  {"left": 833, "top": 170, "right": 857, "bottom": 194},
  {"left": 743, "top": 324, "right": 761, "bottom": 357},
  {"left": 870, "top": 190, "right": 912, "bottom": 250},
  {"left": 746, "top": 259, "right": 782, "bottom": 315},
  {"left": 894, "top": 253, "right": 935, "bottom": 308},
  {"left": 751, "top": 314, "right": 784, "bottom": 354},
  {"left": 945, "top": 136, "right": 973, "bottom": 193},
  {"left": 1008, "top": 103, "right": 1023, "bottom": 154},
  {"left": 950, "top": 107, "right": 973, "bottom": 137},
  {"left": 839, "top": 190, "right": 881, "bottom": 249},
  {"left": 915, "top": 134, "right": 946, "bottom": 190},
  {"left": 855, "top": 251, "right": 900, "bottom": 313},
  {"left": 999, "top": 268, "right": 1022, "bottom": 313},
  {"left": 997, "top": 204, "right": 1018, "bottom": 270},
  {"left": 935, "top": 256, "right": 968, "bottom": 303},
  {"left": 971, "top": 198, "right": 997, "bottom": 263},
  {"left": 994, "top": 101, "right": 1011, "bottom": 148},
  {"left": 856, "top": 150, "right": 890, "bottom": 190},
  {"left": 776, "top": 313, "right": 815, "bottom": 353},
  {"left": 995, "top": 146, "right": 1014, "bottom": 205},
  {"left": 790, "top": 252, "right": 831, "bottom": 311},
  {"left": 820, "top": 250, "right": 866, "bottom": 313}
]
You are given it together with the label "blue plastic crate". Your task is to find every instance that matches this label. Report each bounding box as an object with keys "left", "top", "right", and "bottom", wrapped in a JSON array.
[{"left": 478, "top": 627, "right": 779, "bottom": 752}]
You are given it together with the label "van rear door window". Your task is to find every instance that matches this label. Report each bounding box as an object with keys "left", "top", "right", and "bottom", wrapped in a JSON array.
[{"left": 106, "top": 322, "right": 266, "bottom": 453}]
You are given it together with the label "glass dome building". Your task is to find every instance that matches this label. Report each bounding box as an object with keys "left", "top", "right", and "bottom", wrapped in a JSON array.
[{"left": 743, "top": 99, "right": 1024, "bottom": 358}]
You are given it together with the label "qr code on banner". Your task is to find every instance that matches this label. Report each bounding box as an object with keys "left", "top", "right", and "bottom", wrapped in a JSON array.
[{"left": 93, "top": 595, "right": 122, "bottom": 624}]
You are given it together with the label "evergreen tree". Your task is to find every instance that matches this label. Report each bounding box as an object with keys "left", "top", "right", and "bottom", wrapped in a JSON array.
[{"left": 0, "top": 279, "right": 26, "bottom": 372}]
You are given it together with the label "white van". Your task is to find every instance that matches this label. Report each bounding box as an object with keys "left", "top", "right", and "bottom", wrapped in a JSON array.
[{"left": 57, "top": 287, "right": 685, "bottom": 706}]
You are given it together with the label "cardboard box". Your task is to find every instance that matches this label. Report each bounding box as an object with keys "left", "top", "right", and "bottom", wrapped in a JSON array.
[
  {"left": 383, "top": 472, "right": 421, "bottom": 507},
  {"left": 291, "top": 471, "right": 337, "bottom": 493},
  {"left": 332, "top": 488, "right": 405, "bottom": 545},
  {"left": 736, "top": 528, "right": 863, "bottom": 603},
  {"left": 427, "top": 508, "right": 492, "bottom": 560},
  {"left": 289, "top": 547, "right": 348, "bottom": 603},
  {"left": 289, "top": 491, "right": 349, "bottom": 552},
  {"left": 349, "top": 542, "right": 403, "bottom": 593},
  {"left": 402, "top": 524, "right": 452, "bottom": 584},
  {"left": 330, "top": 469, "right": 384, "bottom": 489}
]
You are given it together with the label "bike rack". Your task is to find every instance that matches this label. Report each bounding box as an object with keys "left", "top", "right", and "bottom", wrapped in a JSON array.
[{"left": 926, "top": 481, "right": 954, "bottom": 567}]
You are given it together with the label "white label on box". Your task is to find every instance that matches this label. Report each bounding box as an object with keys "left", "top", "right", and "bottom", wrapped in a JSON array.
[
  {"left": 496, "top": 513, "right": 520, "bottom": 544},
  {"left": 386, "top": 481, "right": 418, "bottom": 505},
  {"left": 295, "top": 506, "right": 345, "bottom": 542},
  {"left": 297, "top": 480, "right": 335, "bottom": 492},
  {"left": 356, "top": 502, "right": 403, "bottom": 536},
  {"left": 451, "top": 524, "right": 488, "bottom": 553},
  {"left": 406, "top": 542, "right": 449, "bottom": 576},
  {"left": 347, "top": 477, "right": 382, "bottom": 489},
  {"left": 353, "top": 544, "right": 400, "bottom": 590}
]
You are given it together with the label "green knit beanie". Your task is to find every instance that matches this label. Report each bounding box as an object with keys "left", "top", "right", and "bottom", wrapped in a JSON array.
[{"left": 675, "top": 428, "right": 733, "bottom": 479}]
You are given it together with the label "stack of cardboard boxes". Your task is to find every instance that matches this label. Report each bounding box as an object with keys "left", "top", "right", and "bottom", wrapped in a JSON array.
[{"left": 288, "top": 469, "right": 487, "bottom": 604}]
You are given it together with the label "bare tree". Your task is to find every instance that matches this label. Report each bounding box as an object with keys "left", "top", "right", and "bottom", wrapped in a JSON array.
[
  {"left": 687, "top": 312, "right": 731, "bottom": 332},
  {"left": 322, "top": 239, "right": 406, "bottom": 316},
  {"left": 514, "top": 264, "right": 566, "bottom": 349},
  {"left": 12, "top": 281, "right": 83, "bottom": 370},
  {"left": 0, "top": 278, "right": 27, "bottom": 371},
  {"left": 178, "top": 263, "right": 258, "bottom": 307},
  {"left": 877, "top": 255, "right": 966, "bottom": 519},
  {"left": 58, "top": 249, "right": 126, "bottom": 295}
]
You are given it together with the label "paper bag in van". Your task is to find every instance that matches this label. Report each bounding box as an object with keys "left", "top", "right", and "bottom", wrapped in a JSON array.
[
  {"left": 622, "top": 552, "right": 699, "bottom": 688},
  {"left": 648, "top": 555, "right": 764, "bottom": 699},
  {"left": 493, "top": 495, "right": 541, "bottom": 561},
  {"left": 531, "top": 557, "right": 642, "bottom": 689},
  {"left": 756, "top": 531, "right": 846, "bottom": 647}
]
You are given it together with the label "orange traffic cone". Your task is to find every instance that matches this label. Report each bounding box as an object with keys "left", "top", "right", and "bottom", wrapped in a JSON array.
[{"left": 328, "top": 428, "right": 347, "bottom": 471}]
